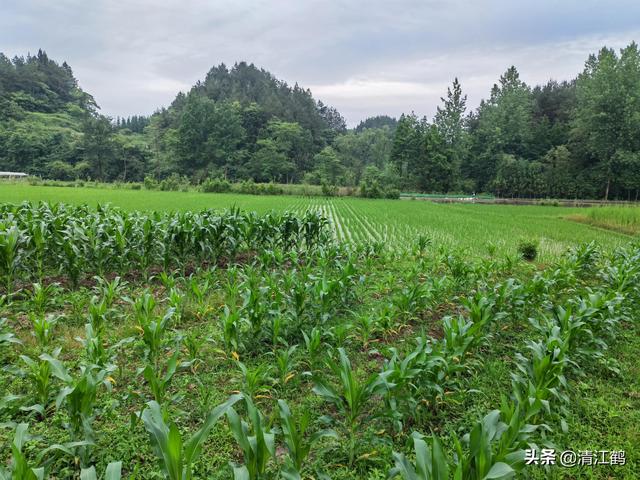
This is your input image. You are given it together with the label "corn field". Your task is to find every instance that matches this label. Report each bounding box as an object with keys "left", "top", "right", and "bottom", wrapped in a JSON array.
[{"left": 0, "top": 201, "right": 638, "bottom": 479}]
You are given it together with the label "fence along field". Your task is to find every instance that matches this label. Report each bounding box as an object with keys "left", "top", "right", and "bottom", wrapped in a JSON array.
[{"left": 0, "top": 197, "right": 638, "bottom": 479}]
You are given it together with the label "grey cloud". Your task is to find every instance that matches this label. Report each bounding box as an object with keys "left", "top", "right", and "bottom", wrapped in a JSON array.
[{"left": 1, "top": 0, "right": 639, "bottom": 125}]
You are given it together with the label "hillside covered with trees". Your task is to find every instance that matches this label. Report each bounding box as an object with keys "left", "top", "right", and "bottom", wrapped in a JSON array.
[{"left": 1, "top": 43, "right": 640, "bottom": 200}]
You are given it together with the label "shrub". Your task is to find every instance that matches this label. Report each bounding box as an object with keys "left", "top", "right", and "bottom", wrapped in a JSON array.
[
  {"left": 518, "top": 240, "right": 538, "bottom": 261},
  {"left": 200, "top": 177, "right": 232, "bottom": 193},
  {"left": 321, "top": 182, "right": 338, "bottom": 197},
  {"left": 143, "top": 176, "right": 158, "bottom": 190}
]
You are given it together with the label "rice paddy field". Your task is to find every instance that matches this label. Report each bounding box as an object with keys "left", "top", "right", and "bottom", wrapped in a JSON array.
[{"left": 0, "top": 184, "right": 638, "bottom": 479}]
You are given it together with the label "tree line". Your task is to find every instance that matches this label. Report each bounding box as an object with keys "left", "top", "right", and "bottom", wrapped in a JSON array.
[{"left": 1, "top": 44, "right": 639, "bottom": 200}]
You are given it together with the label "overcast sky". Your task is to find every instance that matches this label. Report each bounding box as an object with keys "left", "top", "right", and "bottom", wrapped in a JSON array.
[{"left": 2, "top": 0, "right": 640, "bottom": 126}]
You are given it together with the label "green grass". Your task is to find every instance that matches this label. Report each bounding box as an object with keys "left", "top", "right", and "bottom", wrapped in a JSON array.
[{"left": 0, "top": 184, "right": 633, "bottom": 261}]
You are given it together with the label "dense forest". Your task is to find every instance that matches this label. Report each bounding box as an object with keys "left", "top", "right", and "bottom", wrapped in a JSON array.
[{"left": 1, "top": 43, "right": 640, "bottom": 199}]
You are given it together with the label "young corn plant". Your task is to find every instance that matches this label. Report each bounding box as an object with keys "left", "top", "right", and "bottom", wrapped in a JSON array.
[
  {"left": 30, "top": 313, "right": 59, "bottom": 349},
  {"left": 0, "top": 423, "right": 45, "bottom": 480},
  {"left": 79, "top": 462, "right": 123, "bottom": 480},
  {"left": 141, "top": 395, "right": 242, "bottom": 480},
  {"left": 226, "top": 396, "right": 276, "bottom": 480},
  {"left": 0, "top": 222, "right": 24, "bottom": 300},
  {"left": 236, "top": 361, "right": 274, "bottom": 400},
  {"left": 143, "top": 350, "right": 181, "bottom": 406},
  {"left": 0, "top": 317, "right": 22, "bottom": 348},
  {"left": 301, "top": 327, "right": 323, "bottom": 367},
  {"left": 312, "top": 348, "right": 391, "bottom": 465},
  {"left": 43, "top": 357, "right": 110, "bottom": 467},
  {"left": 28, "top": 282, "right": 61, "bottom": 316},
  {"left": 15, "top": 348, "right": 62, "bottom": 416},
  {"left": 274, "top": 345, "right": 298, "bottom": 389},
  {"left": 278, "top": 399, "right": 337, "bottom": 480}
]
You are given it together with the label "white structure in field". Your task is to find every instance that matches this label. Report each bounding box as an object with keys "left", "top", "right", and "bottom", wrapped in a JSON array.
[{"left": 0, "top": 172, "right": 28, "bottom": 178}]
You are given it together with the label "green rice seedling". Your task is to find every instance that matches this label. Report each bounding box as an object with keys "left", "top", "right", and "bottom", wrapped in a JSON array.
[
  {"left": 312, "top": 348, "right": 392, "bottom": 464},
  {"left": 0, "top": 423, "right": 45, "bottom": 480},
  {"left": 79, "top": 462, "right": 122, "bottom": 480},
  {"left": 226, "top": 395, "right": 276, "bottom": 480},
  {"left": 278, "top": 399, "right": 337, "bottom": 479},
  {"left": 142, "top": 395, "right": 242, "bottom": 480}
]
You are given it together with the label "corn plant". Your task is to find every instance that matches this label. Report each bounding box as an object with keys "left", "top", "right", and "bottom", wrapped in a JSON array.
[
  {"left": 236, "top": 361, "right": 274, "bottom": 399},
  {"left": 43, "top": 357, "right": 109, "bottom": 467},
  {"left": 389, "top": 432, "right": 449, "bottom": 480},
  {"left": 0, "top": 317, "right": 21, "bottom": 348},
  {"left": 221, "top": 305, "right": 242, "bottom": 353},
  {"left": 381, "top": 340, "right": 447, "bottom": 431},
  {"left": 30, "top": 313, "right": 59, "bottom": 348},
  {"left": 80, "top": 462, "right": 122, "bottom": 480},
  {"left": 0, "top": 222, "right": 24, "bottom": 299},
  {"left": 144, "top": 350, "right": 180, "bottom": 405},
  {"left": 274, "top": 345, "right": 298, "bottom": 388},
  {"left": 278, "top": 399, "right": 337, "bottom": 479},
  {"left": 28, "top": 282, "right": 61, "bottom": 316},
  {"left": 15, "top": 349, "right": 62, "bottom": 416},
  {"left": 312, "top": 348, "right": 391, "bottom": 464},
  {"left": 226, "top": 396, "right": 276, "bottom": 480},
  {"left": 93, "top": 276, "right": 127, "bottom": 309},
  {"left": 138, "top": 306, "right": 175, "bottom": 368},
  {"left": 0, "top": 423, "right": 45, "bottom": 480},
  {"left": 391, "top": 411, "right": 525, "bottom": 479},
  {"left": 142, "top": 395, "right": 242, "bottom": 480},
  {"left": 301, "top": 327, "right": 322, "bottom": 366}
]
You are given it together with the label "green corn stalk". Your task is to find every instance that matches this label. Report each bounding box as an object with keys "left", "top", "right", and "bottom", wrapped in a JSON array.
[
  {"left": 0, "top": 222, "right": 23, "bottom": 300},
  {"left": 278, "top": 399, "right": 337, "bottom": 479},
  {"left": 226, "top": 396, "right": 276, "bottom": 480},
  {"left": 143, "top": 350, "right": 180, "bottom": 405},
  {"left": 80, "top": 462, "right": 122, "bottom": 480},
  {"left": 0, "top": 423, "right": 45, "bottom": 480},
  {"left": 30, "top": 313, "right": 59, "bottom": 348},
  {"left": 312, "top": 347, "right": 392, "bottom": 465},
  {"left": 0, "top": 317, "right": 22, "bottom": 348},
  {"left": 142, "top": 394, "right": 242, "bottom": 480}
]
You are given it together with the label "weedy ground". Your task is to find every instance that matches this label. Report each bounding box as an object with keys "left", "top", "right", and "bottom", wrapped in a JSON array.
[{"left": 0, "top": 199, "right": 638, "bottom": 479}]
